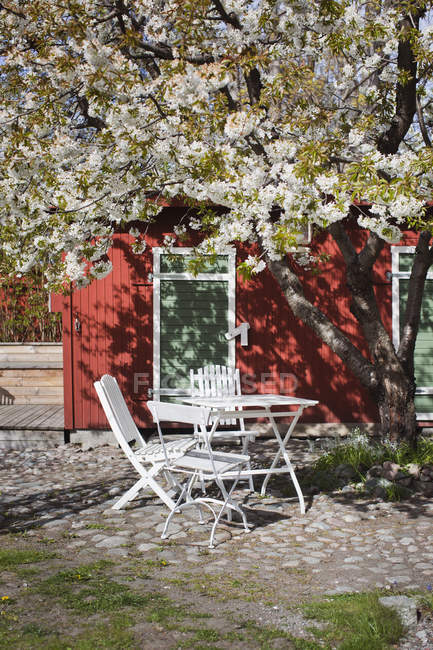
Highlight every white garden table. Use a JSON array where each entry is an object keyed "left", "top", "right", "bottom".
[{"left": 182, "top": 393, "right": 318, "bottom": 514}]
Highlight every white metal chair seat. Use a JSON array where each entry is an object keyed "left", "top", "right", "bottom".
[
  {"left": 94, "top": 374, "right": 196, "bottom": 511},
  {"left": 136, "top": 438, "right": 196, "bottom": 462},
  {"left": 147, "top": 400, "right": 251, "bottom": 548},
  {"left": 171, "top": 448, "right": 249, "bottom": 473}
]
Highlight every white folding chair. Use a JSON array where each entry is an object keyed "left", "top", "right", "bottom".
[
  {"left": 190, "top": 365, "right": 257, "bottom": 491},
  {"left": 147, "top": 400, "right": 251, "bottom": 549},
  {"left": 94, "top": 375, "right": 196, "bottom": 511}
]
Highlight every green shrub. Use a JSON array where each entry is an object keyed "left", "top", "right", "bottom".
[
  {"left": 0, "top": 271, "right": 62, "bottom": 342},
  {"left": 312, "top": 429, "right": 430, "bottom": 476}
]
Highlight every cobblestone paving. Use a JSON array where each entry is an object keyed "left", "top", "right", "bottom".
[{"left": 1, "top": 438, "right": 433, "bottom": 647}]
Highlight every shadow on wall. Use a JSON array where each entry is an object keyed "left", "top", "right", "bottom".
[
  {"left": 71, "top": 215, "right": 383, "bottom": 429},
  {"left": 0, "top": 387, "right": 15, "bottom": 404}
]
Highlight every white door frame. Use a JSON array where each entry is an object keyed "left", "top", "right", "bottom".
[
  {"left": 391, "top": 245, "right": 433, "bottom": 419},
  {"left": 152, "top": 247, "right": 236, "bottom": 399}
]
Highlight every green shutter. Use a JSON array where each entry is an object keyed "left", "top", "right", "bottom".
[
  {"left": 160, "top": 254, "right": 229, "bottom": 274},
  {"left": 160, "top": 279, "right": 229, "bottom": 390},
  {"left": 400, "top": 278, "right": 433, "bottom": 413},
  {"left": 398, "top": 254, "right": 415, "bottom": 273}
]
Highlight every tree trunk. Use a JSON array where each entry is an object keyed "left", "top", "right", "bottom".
[
  {"left": 263, "top": 235, "right": 420, "bottom": 445},
  {"left": 374, "top": 361, "right": 417, "bottom": 444}
]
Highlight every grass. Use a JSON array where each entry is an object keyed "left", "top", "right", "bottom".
[
  {"left": 0, "top": 554, "right": 321, "bottom": 649},
  {"left": 0, "top": 548, "right": 58, "bottom": 571},
  {"left": 165, "top": 570, "right": 283, "bottom": 606},
  {"left": 34, "top": 560, "right": 157, "bottom": 614},
  {"left": 313, "top": 433, "right": 433, "bottom": 475},
  {"left": 0, "top": 534, "right": 419, "bottom": 649},
  {"left": 302, "top": 591, "right": 405, "bottom": 649}
]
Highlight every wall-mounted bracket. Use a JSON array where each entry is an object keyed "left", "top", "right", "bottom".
[{"left": 225, "top": 322, "right": 250, "bottom": 346}]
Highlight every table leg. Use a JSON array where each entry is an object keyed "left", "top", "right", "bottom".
[{"left": 260, "top": 408, "right": 306, "bottom": 514}]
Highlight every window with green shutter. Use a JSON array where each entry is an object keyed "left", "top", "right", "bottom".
[
  {"left": 392, "top": 247, "right": 433, "bottom": 418},
  {"left": 153, "top": 248, "right": 235, "bottom": 399}
]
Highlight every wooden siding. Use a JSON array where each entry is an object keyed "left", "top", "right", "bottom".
[
  {"left": 58, "top": 209, "right": 430, "bottom": 430},
  {"left": 0, "top": 344, "right": 63, "bottom": 405}
]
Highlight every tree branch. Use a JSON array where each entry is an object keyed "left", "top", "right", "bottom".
[
  {"left": 0, "top": 2, "right": 24, "bottom": 18},
  {"left": 220, "top": 84, "right": 238, "bottom": 111},
  {"left": 377, "top": 11, "right": 424, "bottom": 154},
  {"left": 75, "top": 96, "right": 106, "bottom": 130},
  {"left": 327, "top": 221, "right": 357, "bottom": 266},
  {"left": 245, "top": 66, "right": 262, "bottom": 105},
  {"left": 136, "top": 40, "right": 214, "bottom": 64},
  {"left": 358, "top": 230, "right": 385, "bottom": 269},
  {"left": 398, "top": 230, "right": 433, "bottom": 374},
  {"left": 211, "top": 0, "right": 242, "bottom": 30},
  {"left": 329, "top": 221, "right": 398, "bottom": 377},
  {"left": 416, "top": 95, "right": 432, "bottom": 148},
  {"left": 263, "top": 252, "right": 377, "bottom": 389}
]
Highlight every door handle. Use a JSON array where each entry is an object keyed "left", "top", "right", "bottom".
[{"left": 74, "top": 316, "right": 81, "bottom": 333}]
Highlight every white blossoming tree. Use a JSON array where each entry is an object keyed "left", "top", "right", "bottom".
[{"left": 1, "top": 0, "right": 433, "bottom": 442}]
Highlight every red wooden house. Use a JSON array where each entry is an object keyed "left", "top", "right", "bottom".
[{"left": 51, "top": 207, "right": 433, "bottom": 436}]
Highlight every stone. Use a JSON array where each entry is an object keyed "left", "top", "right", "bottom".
[
  {"left": 382, "top": 461, "right": 401, "bottom": 481},
  {"left": 396, "top": 476, "right": 412, "bottom": 487},
  {"left": 335, "top": 464, "right": 357, "bottom": 480},
  {"left": 95, "top": 535, "right": 129, "bottom": 548},
  {"left": 367, "top": 465, "right": 383, "bottom": 479},
  {"left": 378, "top": 595, "right": 418, "bottom": 628},
  {"left": 342, "top": 514, "right": 361, "bottom": 523},
  {"left": 405, "top": 463, "right": 420, "bottom": 479},
  {"left": 365, "top": 477, "right": 393, "bottom": 499}
]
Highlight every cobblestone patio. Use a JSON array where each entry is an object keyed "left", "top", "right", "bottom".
[{"left": 1, "top": 438, "right": 433, "bottom": 647}]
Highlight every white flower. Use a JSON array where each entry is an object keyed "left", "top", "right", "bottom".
[
  {"left": 224, "top": 111, "right": 259, "bottom": 139},
  {"left": 245, "top": 255, "right": 266, "bottom": 274},
  {"left": 64, "top": 251, "right": 87, "bottom": 282}
]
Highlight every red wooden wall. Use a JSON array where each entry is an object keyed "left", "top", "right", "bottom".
[{"left": 54, "top": 208, "right": 420, "bottom": 430}]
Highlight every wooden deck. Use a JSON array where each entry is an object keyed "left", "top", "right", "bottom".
[
  {"left": 0, "top": 404, "right": 65, "bottom": 449},
  {"left": 0, "top": 404, "right": 64, "bottom": 430}
]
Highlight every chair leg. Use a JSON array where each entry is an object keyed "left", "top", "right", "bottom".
[
  {"left": 241, "top": 436, "right": 255, "bottom": 492},
  {"left": 114, "top": 471, "right": 177, "bottom": 511},
  {"left": 161, "top": 481, "right": 189, "bottom": 540},
  {"left": 112, "top": 479, "right": 145, "bottom": 510},
  {"left": 161, "top": 468, "right": 250, "bottom": 549}
]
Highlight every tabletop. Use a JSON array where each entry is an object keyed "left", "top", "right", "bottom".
[{"left": 182, "top": 393, "right": 318, "bottom": 409}]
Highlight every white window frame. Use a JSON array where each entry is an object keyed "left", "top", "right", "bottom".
[
  {"left": 152, "top": 247, "right": 236, "bottom": 399},
  {"left": 391, "top": 245, "right": 433, "bottom": 419}
]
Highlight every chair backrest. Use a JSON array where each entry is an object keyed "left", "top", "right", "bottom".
[
  {"left": 147, "top": 400, "right": 211, "bottom": 464},
  {"left": 95, "top": 375, "right": 146, "bottom": 456},
  {"left": 190, "top": 365, "right": 240, "bottom": 398},
  {"left": 190, "top": 365, "right": 241, "bottom": 426},
  {"left": 147, "top": 400, "right": 210, "bottom": 427}
]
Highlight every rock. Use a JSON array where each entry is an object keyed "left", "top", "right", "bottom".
[
  {"left": 405, "top": 463, "right": 420, "bottom": 479},
  {"left": 335, "top": 463, "right": 358, "bottom": 480},
  {"left": 382, "top": 461, "right": 401, "bottom": 481},
  {"left": 365, "top": 477, "right": 393, "bottom": 499},
  {"left": 396, "top": 476, "right": 412, "bottom": 488},
  {"left": 413, "top": 480, "right": 433, "bottom": 497},
  {"left": 367, "top": 465, "right": 383, "bottom": 479},
  {"left": 422, "top": 464, "right": 433, "bottom": 477},
  {"left": 378, "top": 595, "right": 418, "bottom": 628},
  {"left": 95, "top": 535, "right": 129, "bottom": 548}
]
